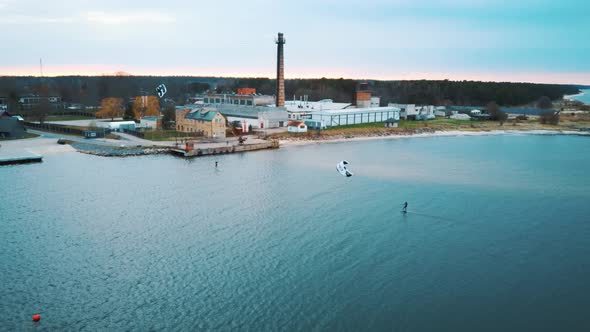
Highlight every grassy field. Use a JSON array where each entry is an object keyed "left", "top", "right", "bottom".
[
  {"left": 141, "top": 130, "right": 195, "bottom": 141},
  {"left": 323, "top": 118, "right": 471, "bottom": 131}
]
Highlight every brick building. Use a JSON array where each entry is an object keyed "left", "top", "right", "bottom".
[{"left": 176, "top": 107, "right": 226, "bottom": 138}]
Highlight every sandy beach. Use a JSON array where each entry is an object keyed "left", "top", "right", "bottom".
[
  {"left": 278, "top": 129, "right": 590, "bottom": 147},
  {"left": 564, "top": 92, "right": 585, "bottom": 100}
]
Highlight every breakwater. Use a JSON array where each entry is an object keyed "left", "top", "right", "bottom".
[{"left": 170, "top": 140, "right": 279, "bottom": 157}]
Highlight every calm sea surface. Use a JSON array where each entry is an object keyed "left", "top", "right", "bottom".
[
  {"left": 571, "top": 89, "right": 590, "bottom": 104},
  {"left": 1, "top": 134, "right": 590, "bottom": 331}
]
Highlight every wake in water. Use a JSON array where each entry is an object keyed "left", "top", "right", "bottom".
[{"left": 402, "top": 210, "right": 458, "bottom": 222}]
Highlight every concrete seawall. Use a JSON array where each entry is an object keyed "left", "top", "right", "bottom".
[{"left": 170, "top": 140, "right": 279, "bottom": 157}]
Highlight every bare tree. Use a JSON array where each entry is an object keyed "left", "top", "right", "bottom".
[
  {"left": 537, "top": 96, "right": 553, "bottom": 109},
  {"left": 486, "top": 101, "right": 507, "bottom": 125}
]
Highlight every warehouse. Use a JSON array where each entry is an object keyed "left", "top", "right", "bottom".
[{"left": 310, "top": 106, "right": 400, "bottom": 127}]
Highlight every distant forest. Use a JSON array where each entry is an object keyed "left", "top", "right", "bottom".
[{"left": 0, "top": 76, "right": 580, "bottom": 108}]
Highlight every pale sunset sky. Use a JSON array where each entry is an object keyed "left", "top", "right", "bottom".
[{"left": 1, "top": 0, "right": 588, "bottom": 84}]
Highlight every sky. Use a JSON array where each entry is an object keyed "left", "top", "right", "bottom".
[{"left": 1, "top": 0, "right": 589, "bottom": 84}]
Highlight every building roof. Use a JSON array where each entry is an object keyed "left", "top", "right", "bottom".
[
  {"left": 185, "top": 109, "right": 220, "bottom": 121},
  {"left": 311, "top": 106, "right": 400, "bottom": 115},
  {"left": 287, "top": 120, "right": 306, "bottom": 127},
  {"left": 141, "top": 116, "right": 162, "bottom": 121},
  {"left": 284, "top": 99, "right": 351, "bottom": 112}
]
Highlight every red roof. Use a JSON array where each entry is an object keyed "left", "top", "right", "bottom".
[{"left": 287, "top": 120, "right": 305, "bottom": 127}]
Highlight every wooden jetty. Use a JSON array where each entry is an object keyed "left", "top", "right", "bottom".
[{"left": 170, "top": 140, "right": 279, "bottom": 157}]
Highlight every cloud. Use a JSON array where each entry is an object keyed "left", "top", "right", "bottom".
[
  {"left": 0, "top": 10, "right": 176, "bottom": 25},
  {"left": 0, "top": 15, "right": 75, "bottom": 24},
  {"left": 83, "top": 11, "right": 176, "bottom": 25}
]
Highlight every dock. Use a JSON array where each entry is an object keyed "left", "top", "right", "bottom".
[
  {"left": 170, "top": 140, "right": 279, "bottom": 157},
  {"left": 0, "top": 150, "right": 43, "bottom": 165}
]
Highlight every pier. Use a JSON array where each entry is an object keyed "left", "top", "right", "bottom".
[
  {"left": 170, "top": 140, "right": 279, "bottom": 157},
  {"left": 0, "top": 150, "right": 43, "bottom": 165}
]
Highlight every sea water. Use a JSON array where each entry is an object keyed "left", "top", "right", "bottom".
[
  {"left": 570, "top": 89, "right": 590, "bottom": 104},
  {"left": 1, "top": 134, "right": 590, "bottom": 331}
]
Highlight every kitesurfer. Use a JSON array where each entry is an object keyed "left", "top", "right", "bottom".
[{"left": 402, "top": 202, "right": 408, "bottom": 213}]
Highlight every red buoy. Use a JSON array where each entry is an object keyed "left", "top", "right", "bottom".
[{"left": 32, "top": 314, "right": 41, "bottom": 322}]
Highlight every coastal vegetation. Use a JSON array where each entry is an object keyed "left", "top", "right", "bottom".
[{"left": 0, "top": 76, "right": 580, "bottom": 111}]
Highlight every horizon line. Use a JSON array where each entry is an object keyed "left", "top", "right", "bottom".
[{"left": 0, "top": 74, "right": 588, "bottom": 86}]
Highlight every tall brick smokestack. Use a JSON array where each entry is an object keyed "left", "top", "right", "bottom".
[{"left": 275, "top": 32, "right": 285, "bottom": 107}]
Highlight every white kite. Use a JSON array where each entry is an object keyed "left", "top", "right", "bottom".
[
  {"left": 156, "top": 84, "right": 167, "bottom": 98},
  {"left": 336, "top": 160, "right": 353, "bottom": 177}
]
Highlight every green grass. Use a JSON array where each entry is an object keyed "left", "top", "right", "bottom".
[
  {"left": 142, "top": 130, "right": 189, "bottom": 141},
  {"left": 323, "top": 118, "right": 468, "bottom": 131}
]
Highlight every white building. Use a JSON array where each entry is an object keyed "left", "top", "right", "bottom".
[
  {"left": 95, "top": 120, "right": 137, "bottom": 131},
  {"left": 388, "top": 103, "right": 436, "bottom": 120},
  {"left": 450, "top": 113, "right": 471, "bottom": 120},
  {"left": 138, "top": 116, "right": 162, "bottom": 129},
  {"left": 389, "top": 103, "right": 416, "bottom": 119},
  {"left": 287, "top": 120, "right": 308, "bottom": 133},
  {"left": 370, "top": 97, "right": 381, "bottom": 108},
  {"left": 217, "top": 105, "right": 289, "bottom": 130},
  {"left": 284, "top": 98, "right": 351, "bottom": 119},
  {"left": 310, "top": 106, "right": 400, "bottom": 127}
]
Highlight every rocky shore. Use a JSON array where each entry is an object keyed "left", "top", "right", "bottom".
[{"left": 72, "top": 142, "right": 171, "bottom": 157}]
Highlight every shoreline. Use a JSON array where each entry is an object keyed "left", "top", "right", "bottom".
[
  {"left": 564, "top": 90, "right": 589, "bottom": 103},
  {"left": 278, "top": 129, "right": 590, "bottom": 147},
  {"left": 3, "top": 129, "right": 589, "bottom": 161},
  {"left": 564, "top": 92, "right": 584, "bottom": 100}
]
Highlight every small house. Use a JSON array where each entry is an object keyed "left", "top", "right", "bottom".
[
  {"left": 138, "top": 116, "right": 162, "bottom": 130},
  {"left": 287, "top": 120, "right": 308, "bottom": 133}
]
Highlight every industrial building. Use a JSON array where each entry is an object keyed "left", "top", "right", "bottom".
[
  {"left": 310, "top": 106, "right": 400, "bottom": 128},
  {"left": 203, "top": 91, "right": 274, "bottom": 107},
  {"left": 355, "top": 83, "right": 381, "bottom": 108},
  {"left": 179, "top": 32, "right": 289, "bottom": 133},
  {"left": 388, "top": 103, "right": 437, "bottom": 120},
  {"left": 17, "top": 95, "right": 62, "bottom": 111},
  {"left": 218, "top": 105, "right": 289, "bottom": 131},
  {"left": 284, "top": 98, "right": 351, "bottom": 119}
]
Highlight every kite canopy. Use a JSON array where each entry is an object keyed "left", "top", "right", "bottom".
[
  {"left": 336, "top": 160, "right": 353, "bottom": 177},
  {"left": 156, "top": 84, "right": 167, "bottom": 98}
]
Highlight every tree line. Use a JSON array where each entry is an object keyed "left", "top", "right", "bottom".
[{"left": 0, "top": 76, "right": 580, "bottom": 109}]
